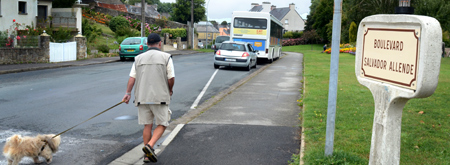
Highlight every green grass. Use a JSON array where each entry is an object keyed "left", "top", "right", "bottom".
[
  {"left": 84, "top": 19, "right": 119, "bottom": 56},
  {"left": 196, "top": 48, "right": 214, "bottom": 53},
  {"left": 93, "top": 21, "right": 115, "bottom": 37},
  {"left": 285, "top": 44, "right": 450, "bottom": 164}
]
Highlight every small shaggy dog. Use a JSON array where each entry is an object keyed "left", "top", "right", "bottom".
[{"left": 3, "top": 134, "right": 61, "bottom": 165}]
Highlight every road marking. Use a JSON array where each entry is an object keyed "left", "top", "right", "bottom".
[{"left": 190, "top": 69, "right": 219, "bottom": 109}]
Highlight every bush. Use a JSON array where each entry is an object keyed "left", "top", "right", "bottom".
[
  {"left": 109, "top": 16, "right": 129, "bottom": 32},
  {"left": 116, "top": 36, "right": 128, "bottom": 44},
  {"left": 115, "top": 25, "right": 139, "bottom": 38},
  {"left": 283, "top": 31, "right": 293, "bottom": 38},
  {"left": 160, "top": 28, "right": 187, "bottom": 38},
  {"left": 292, "top": 31, "right": 303, "bottom": 38},
  {"left": 443, "top": 31, "right": 450, "bottom": 47},
  {"left": 349, "top": 21, "right": 357, "bottom": 43},
  {"left": 97, "top": 44, "right": 110, "bottom": 53},
  {"left": 82, "top": 19, "right": 102, "bottom": 43},
  {"left": 282, "top": 38, "right": 306, "bottom": 46},
  {"left": 50, "top": 27, "right": 74, "bottom": 43}
]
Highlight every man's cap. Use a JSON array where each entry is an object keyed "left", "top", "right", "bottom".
[{"left": 147, "top": 33, "right": 161, "bottom": 44}]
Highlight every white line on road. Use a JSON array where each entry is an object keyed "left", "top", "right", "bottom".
[{"left": 190, "top": 69, "right": 219, "bottom": 109}]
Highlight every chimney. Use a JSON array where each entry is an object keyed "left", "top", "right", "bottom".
[
  {"left": 251, "top": 3, "right": 259, "bottom": 9},
  {"left": 289, "top": 3, "right": 295, "bottom": 10},
  {"left": 262, "top": 2, "right": 271, "bottom": 12},
  {"left": 271, "top": 5, "right": 276, "bottom": 11}
]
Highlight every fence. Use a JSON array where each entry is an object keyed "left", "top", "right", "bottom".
[
  {"left": 49, "top": 42, "right": 77, "bottom": 62},
  {"left": 0, "top": 35, "right": 39, "bottom": 48}
]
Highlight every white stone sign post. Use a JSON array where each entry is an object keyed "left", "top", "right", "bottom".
[{"left": 355, "top": 15, "right": 442, "bottom": 165}]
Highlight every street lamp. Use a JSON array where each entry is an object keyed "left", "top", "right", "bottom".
[{"left": 395, "top": 0, "right": 414, "bottom": 14}]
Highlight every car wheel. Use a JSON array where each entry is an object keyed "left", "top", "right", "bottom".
[
  {"left": 245, "top": 64, "right": 251, "bottom": 71},
  {"left": 214, "top": 64, "right": 219, "bottom": 69},
  {"left": 120, "top": 57, "right": 125, "bottom": 61},
  {"left": 252, "top": 59, "right": 257, "bottom": 68}
]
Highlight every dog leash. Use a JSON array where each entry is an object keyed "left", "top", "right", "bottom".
[
  {"left": 38, "top": 101, "right": 124, "bottom": 154},
  {"left": 51, "top": 101, "right": 125, "bottom": 139}
]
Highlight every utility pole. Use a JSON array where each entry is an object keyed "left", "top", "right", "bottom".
[
  {"left": 191, "top": 0, "right": 194, "bottom": 49},
  {"left": 141, "top": 0, "right": 145, "bottom": 37}
]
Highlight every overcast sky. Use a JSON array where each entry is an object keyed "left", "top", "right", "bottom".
[{"left": 160, "top": 0, "right": 311, "bottom": 23}]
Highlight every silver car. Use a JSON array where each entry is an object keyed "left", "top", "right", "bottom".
[{"left": 213, "top": 41, "right": 257, "bottom": 71}]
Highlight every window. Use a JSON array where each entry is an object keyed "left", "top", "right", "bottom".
[
  {"left": 285, "top": 19, "right": 289, "bottom": 25},
  {"left": 234, "top": 18, "right": 267, "bottom": 29},
  {"left": 18, "top": 1, "right": 27, "bottom": 14}
]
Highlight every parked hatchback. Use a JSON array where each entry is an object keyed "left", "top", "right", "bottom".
[
  {"left": 119, "top": 37, "right": 148, "bottom": 61},
  {"left": 214, "top": 41, "right": 257, "bottom": 71}
]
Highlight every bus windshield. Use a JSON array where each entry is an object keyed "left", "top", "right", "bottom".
[{"left": 234, "top": 18, "right": 267, "bottom": 29}]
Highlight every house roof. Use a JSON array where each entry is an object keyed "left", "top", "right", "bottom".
[
  {"left": 249, "top": 5, "right": 263, "bottom": 12},
  {"left": 97, "top": 2, "right": 128, "bottom": 13},
  {"left": 196, "top": 25, "right": 220, "bottom": 33},
  {"left": 270, "top": 7, "right": 290, "bottom": 21}
]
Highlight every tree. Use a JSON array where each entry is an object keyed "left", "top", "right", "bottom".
[
  {"left": 221, "top": 21, "right": 228, "bottom": 26},
  {"left": 52, "top": 0, "right": 77, "bottom": 8},
  {"left": 312, "top": 0, "right": 333, "bottom": 43},
  {"left": 210, "top": 20, "right": 219, "bottom": 30},
  {"left": 413, "top": 0, "right": 450, "bottom": 32},
  {"left": 171, "top": 0, "right": 205, "bottom": 23},
  {"left": 303, "top": 29, "right": 320, "bottom": 44},
  {"left": 158, "top": 2, "right": 173, "bottom": 13},
  {"left": 349, "top": 22, "right": 357, "bottom": 43}
]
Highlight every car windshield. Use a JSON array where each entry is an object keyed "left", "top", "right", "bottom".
[
  {"left": 220, "top": 43, "right": 245, "bottom": 51},
  {"left": 216, "top": 36, "right": 230, "bottom": 43},
  {"left": 121, "top": 38, "right": 141, "bottom": 45}
]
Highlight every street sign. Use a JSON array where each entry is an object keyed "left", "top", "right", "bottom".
[
  {"left": 361, "top": 27, "right": 420, "bottom": 90},
  {"left": 355, "top": 14, "right": 442, "bottom": 165}
]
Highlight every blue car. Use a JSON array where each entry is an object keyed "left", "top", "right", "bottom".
[{"left": 119, "top": 37, "right": 148, "bottom": 61}]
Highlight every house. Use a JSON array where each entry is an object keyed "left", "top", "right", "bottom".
[
  {"left": 126, "top": 2, "right": 161, "bottom": 19},
  {"left": 250, "top": 2, "right": 305, "bottom": 32},
  {"left": 195, "top": 21, "right": 220, "bottom": 45},
  {"left": 0, "top": 0, "right": 85, "bottom": 35},
  {"left": 218, "top": 25, "right": 230, "bottom": 36},
  {"left": 0, "top": 0, "right": 53, "bottom": 32}
]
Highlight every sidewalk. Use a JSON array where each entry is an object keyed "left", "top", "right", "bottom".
[
  {"left": 109, "top": 52, "right": 304, "bottom": 165},
  {"left": 0, "top": 50, "right": 199, "bottom": 75}
]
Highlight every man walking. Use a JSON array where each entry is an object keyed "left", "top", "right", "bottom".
[{"left": 122, "top": 33, "right": 175, "bottom": 163}]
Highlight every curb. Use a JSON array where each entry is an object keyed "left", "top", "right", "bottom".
[{"left": 0, "top": 59, "right": 119, "bottom": 75}]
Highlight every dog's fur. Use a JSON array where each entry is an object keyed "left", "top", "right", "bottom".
[{"left": 3, "top": 134, "right": 61, "bottom": 165}]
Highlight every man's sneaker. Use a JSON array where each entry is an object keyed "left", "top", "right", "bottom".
[{"left": 142, "top": 144, "right": 157, "bottom": 162}]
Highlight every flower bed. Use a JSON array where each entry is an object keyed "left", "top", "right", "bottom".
[
  {"left": 82, "top": 7, "right": 111, "bottom": 25},
  {"left": 324, "top": 43, "right": 356, "bottom": 54}
]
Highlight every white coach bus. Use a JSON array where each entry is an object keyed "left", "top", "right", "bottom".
[{"left": 230, "top": 11, "right": 284, "bottom": 62}]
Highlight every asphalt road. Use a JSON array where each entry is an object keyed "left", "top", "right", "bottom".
[{"left": 0, "top": 52, "right": 266, "bottom": 165}]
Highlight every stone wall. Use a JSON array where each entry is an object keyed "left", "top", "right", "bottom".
[
  {"left": 0, "top": 34, "right": 87, "bottom": 64},
  {"left": 0, "top": 35, "right": 50, "bottom": 64}
]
